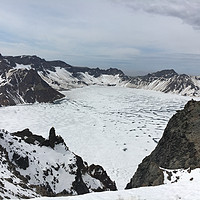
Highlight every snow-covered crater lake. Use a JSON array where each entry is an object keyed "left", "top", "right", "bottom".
[{"left": 0, "top": 86, "right": 195, "bottom": 189}]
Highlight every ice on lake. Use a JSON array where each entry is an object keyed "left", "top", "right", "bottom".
[{"left": 0, "top": 86, "right": 195, "bottom": 189}]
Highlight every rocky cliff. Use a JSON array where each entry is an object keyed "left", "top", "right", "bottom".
[
  {"left": 0, "top": 54, "right": 128, "bottom": 106},
  {"left": 126, "top": 99, "right": 200, "bottom": 189},
  {"left": 128, "top": 69, "right": 200, "bottom": 96},
  {"left": 0, "top": 128, "right": 116, "bottom": 199},
  {"left": 0, "top": 68, "right": 65, "bottom": 106},
  {"left": 3, "top": 54, "right": 127, "bottom": 90}
]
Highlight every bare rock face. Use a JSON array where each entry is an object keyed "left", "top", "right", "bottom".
[
  {"left": 0, "top": 68, "right": 64, "bottom": 106},
  {"left": 0, "top": 128, "right": 117, "bottom": 198},
  {"left": 126, "top": 100, "right": 200, "bottom": 189},
  {"left": 88, "top": 164, "right": 117, "bottom": 191},
  {"left": 129, "top": 69, "right": 200, "bottom": 96}
]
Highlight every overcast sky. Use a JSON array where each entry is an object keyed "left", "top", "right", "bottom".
[{"left": 1, "top": 0, "right": 200, "bottom": 75}]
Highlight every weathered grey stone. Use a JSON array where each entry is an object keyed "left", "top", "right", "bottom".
[{"left": 126, "top": 100, "right": 200, "bottom": 189}]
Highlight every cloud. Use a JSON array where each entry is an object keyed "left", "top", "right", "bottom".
[
  {"left": 113, "top": 0, "right": 200, "bottom": 29},
  {"left": 1, "top": 0, "right": 200, "bottom": 75}
]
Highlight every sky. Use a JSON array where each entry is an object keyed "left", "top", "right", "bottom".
[{"left": 1, "top": 0, "right": 200, "bottom": 75}]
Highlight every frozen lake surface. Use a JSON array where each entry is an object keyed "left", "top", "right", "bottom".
[{"left": 0, "top": 86, "right": 194, "bottom": 189}]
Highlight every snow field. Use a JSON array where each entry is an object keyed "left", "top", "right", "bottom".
[
  {"left": 33, "top": 177, "right": 200, "bottom": 200},
  {"left": 0, "top": 86, "right": 195, "bottom": 189},
  {"left": 38, "top": 67, "right": 127, "bottom": 90}
]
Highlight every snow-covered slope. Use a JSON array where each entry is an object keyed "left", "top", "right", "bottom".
[
  {"left": 2, "top": 54, "right": 200, "bottom": 100},
  {"left": 0, "top": 127, "right": 116, "bottom": 198},
  {"left": 0, "top": 138, "right": 39, "bottom": 199},
  {"left": 3, "top": 54, "right": 128, "bottom": 90},
  {"left": 33, "top": 174, "right": 200, "bottom": 200},
  {"left": 128, "top": 69, "right": 200, "bottom": 96},
  {"left": 0, "top": 65, "right": 64, "bottom": 106},
  {"left": 38, "top": 67, "right": 127, "bottom": 90},
  {"left": 0, "top": 86, "right": 199, "bottom": 199}
]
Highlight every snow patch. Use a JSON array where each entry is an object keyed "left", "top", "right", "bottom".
[
  {"left": 162, "top": 168, "right": 200, "bottom": 185},
  {"left": 14, "top": 64, "right": 32, "bottom": 70}
]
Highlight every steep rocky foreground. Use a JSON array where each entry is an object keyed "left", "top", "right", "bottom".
[
  {"left": 0, "top": 128, "right": 116, "bottom": 199},
  {"left": 126, "top": 99, "right": 200, "bottom": 189}
]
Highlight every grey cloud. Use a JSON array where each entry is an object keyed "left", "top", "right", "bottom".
[
  {"left": 1, "top": 0, "right": 200, "bottom": 76},
  {"left": 113, "top": 0, "right": 200, "bottom": 29}
]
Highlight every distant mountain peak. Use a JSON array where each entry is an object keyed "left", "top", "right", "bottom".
[
  {"left": 129, "top": 68, "right": 200, "bottom": 96},
  {"left": 1, "top": 53, "right": 200, "bottom": 103},
  {"left": 145, "top": 69, "right": 178, "bottom": 78},
  {"left": 126, "top": 99, "right": 200, "bottom": 189}
]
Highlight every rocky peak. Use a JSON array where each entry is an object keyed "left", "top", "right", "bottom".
[
  {"left": 5, "top": 55, "right": 45, "bottom": 65},
  {"left": 126, "top": 99, "right": 200, "bottom": 189},
  {"left": 140, "top": 69, "right": 178, "bottom": 81},
  {"left": 0, "top": 128, "right": 117, "bottom": 198},
  {"left": 0, "top": 68, "right": 64, "bottom": 106},
  {"left": 44, "top": 127, "right": 65, "bottom": 149},
  {"left": 66, "top": 66, "right": 125, "bottom": 78},
  {"left": 12, "top": 127, "right": 65, "bottom": 149},
  {"left": 88, "top": 164, "right": 117, "bottom": 191},
  {"left": 5, "top": 55, "right": 72, "bottom": 72},
  {"left": 149, "top": 69, "right": 177, "bottom": 78},
  {"left": 4, "top": 54, "right": 125, "bottom": 79},
  {"left": 129, "top": 69, "right": 200, "bottom": 96}
]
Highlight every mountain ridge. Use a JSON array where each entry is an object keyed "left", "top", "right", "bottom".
[
  {"left": 1, "top": 54, "right": 200, "bottom": 107},
  {"left": 128, "top": 69, "right": 200, "bottom": 96}
]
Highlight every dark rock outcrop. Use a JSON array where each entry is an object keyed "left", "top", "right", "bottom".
[
  {"left": 3, "top": 55, "right": 125, "bottom": 78},
  {"left": 126, "top": 100, "right": 200, "bottom": 189},
  {"left": 13, "top": 128, "right": 46, "bottom": 145},
  {"left": 88, "top": 164, "right": 117, "bottom": 191},
  {"left": 12, "top": 153, "right": 29, "bottom": 170},
  {"left": 0, "top": 68, "right": 64, "bottom": 106},
  {"left": 141, "top": 69, "right": 178, "bottom": 80},
  {"left": 67, "top": 66, "right": 125, "bottom": 78},
  {"left": 4, "top": 55, "right": 72, "bottom": 72},
  {"left": 13, "top": 128, "right": 65, "bottom": 149}
]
